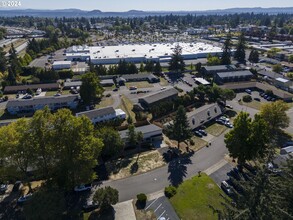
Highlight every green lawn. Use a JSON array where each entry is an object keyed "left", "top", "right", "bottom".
[
  {"left": 118, "top": 95, "right": 136, "bottom": 122},
  {"left": 45, "top": 90, "right": 70, "bottom": 96},
  {"left": 206, "top": 123, "right": 227, "bottom": 137},
  {"left": 239, "top": 100, "right": 262, "bottom": 110},
  {"left": 170, "top": 173, "right": 227, "bottom": 220},
  {"left": 189, "top": 136, "right": 208, "bottom": 151},
  {"left": 125, "top": 81, "right": 154, "bottom": 89},
  {"left": 95, "top": 97, "right": 114, "bottom": 108},
  {"left": 159, "top": 77, "right": 169, "bottom": 86}
]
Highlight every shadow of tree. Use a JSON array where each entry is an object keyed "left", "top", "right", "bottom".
[
  {"left": 88, "top": 206, "right": 115, "bottom": 220},
  {"left": 130, "top": 162, "right": 138, "bottom": 174},
  {"left": 167, "top": 150, "right": 193, "bottom": 187}
]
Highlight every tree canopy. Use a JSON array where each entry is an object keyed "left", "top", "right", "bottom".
[
  {"left": 80, "top": 72, "right": 104, "bottom": 106},
  {"left": 168, "top": 44, "right": 185, "bottom": 72}
]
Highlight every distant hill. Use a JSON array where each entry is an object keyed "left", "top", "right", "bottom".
[{"left": 0, "top": 7, "right": 292, "bottom": 17}]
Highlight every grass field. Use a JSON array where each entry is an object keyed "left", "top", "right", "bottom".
[
  {"left": 125, "top": 81, "right": 154, "bottom": 89},
  {"left": 189, "top": 136, "right": 208, "bottom": 152},
  {"left": 239, "top": 100, "right": 262, "bottom": 110},
  {"left": 159, "top": 77, "right": 169, "bottom": 86},
  {"left": 95, "top": 97, "right": 114, "bottom": 108},
  {"left": 118, "top": 95, "right": 136, "bottom": 122},
  {"left": 206, "top": 123, "right": 227, "bottom": 137},
  {"left": 105, "top": 150, "right": 166, "bottom": 180},
  {"left": 45, "top": 90, "right": 70, "bottom": 96},
  {"left": 170, "top": 173, "right": 226, "bottom": 220}
]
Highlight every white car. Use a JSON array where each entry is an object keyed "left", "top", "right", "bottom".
[{"left": 225, "top": 122, "right": 233, "bottom": 128}]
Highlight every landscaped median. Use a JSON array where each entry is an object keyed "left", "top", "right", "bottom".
[{"left": 169, "top": 173, "right": 227, "bottom": 220}]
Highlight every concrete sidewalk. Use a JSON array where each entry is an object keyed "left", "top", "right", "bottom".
[{"left": 113, "top": 200, "right": 136, "bottom": 220}]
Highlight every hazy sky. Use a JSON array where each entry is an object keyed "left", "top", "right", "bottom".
[{"left": 17, "top": 0, "right": 293, "bottom": 11}]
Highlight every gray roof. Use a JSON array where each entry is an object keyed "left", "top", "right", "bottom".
[
  {"left": 64, "top": 81, "right": 82, "bottom": 88},
  {"left": 4, "top": 83, "right": 59, "bottom": 93},
  {"left": 203, "top": 65, "right": 237, "bottom": 72},
  {"left": 6, "top": 95, "right": 79, "bottom": 108},
  {"left": 119, "top": 124, "right": 162, "bottom": 139},
  {"left": 139, "top": 88, "right": 178, "bottom": 105},
  {"left": 216, "top": 70, "right": 253, "bottom": 79},
  {"left": 122, "top": 73, "right": 158, "bottom": 81},
  {"left": 258, "top": 70, "right": 284, "bottom": 79},
  {"left": 76, "top": 107, "right": 115, "bottom": 119},
  {"left": 100, "top": 79, "right": 115, "bottom": 85},
  {"left": 187, "top": 104, "right": 223, "bottom": 129},
  {"left": 166, "top": 104, "right": 223, "bottom": 130}
]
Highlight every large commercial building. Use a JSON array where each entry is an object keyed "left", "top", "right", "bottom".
[{"left": 66, "top": 42, "right": 223, "bottom": 65}]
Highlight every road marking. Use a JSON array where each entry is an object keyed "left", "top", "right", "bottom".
[
  {"left": 145, "top": 197, "right": 158, "bottom": 211},
  {"left": 154, "top": 203, "right": 162, "bottom": 212},
  {"left": 157, "top": 210, "right": 166, "bottom": 220},
  {"left": 204, "top": 159, "right": 228, "bottom": 175}
]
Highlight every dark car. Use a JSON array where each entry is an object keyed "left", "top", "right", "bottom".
[
  {"left": 83, "top": 200, "right": 99, "bottom": 212},
  {"left": 194, "top": 131, "right": 203, "bottom": 137},
  {"left": 243, "top": 163, "right": 257, "bottom": 175},
  {"left": 13, "top": 181, "right": 23, "bottom": 192},
  {"left": 198, "top": 129, "right": 207, "bottom": 136},
  {"left": 221, "top": 181, "right": 233, "bottom": 196},
  {"left": 228, "top": 169, "right": 241, "bottom": 181},
  {"left": 254, "top": 97, "right": 261, "bottom": 101},
  {"left": 113, "top": 88, "right": 118, "bottom": 92}
]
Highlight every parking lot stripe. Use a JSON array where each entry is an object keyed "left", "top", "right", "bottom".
[
  {"left": 145, "top": 197, "right": 158, "bottom": 211},
  {"left": 157, "top": 210, "right": 166, "bottom": 220},
  {"left": 154, "top": 203, "right": 162, "bottom": 212}
]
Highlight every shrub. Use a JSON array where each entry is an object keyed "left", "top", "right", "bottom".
[
  {"left": 137, "top": 193, "right": 147, "bottom": 203},
  {"left": 242, "top": 95, "right": 252, "bottom": 103},
  {"left": 105, "top": 93, "right": 111, "bottom": 97},
  {"left": 164, "top": 185, "right": 177, "bottom": 198},
  {"left": 189, "top": 139, "right": 195, "bottom": 146}
]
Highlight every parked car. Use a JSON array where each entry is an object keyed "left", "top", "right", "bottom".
[
  {"left": 74, "top": 184, "right": 92, "bottom": 192},
  {"left": 22, "top": 94, "right": 32, "bottom": 99},
  {"left": 17, "top": 193, "right": 33, "bottom": 204},
  {"left": 198, "top": 129, "right": 207, "bottom": 136},
  {"left": 113, "top": 88, "right": 118, "bottom": 92},
  {"left": 194, "top": 131, "right": 203, "bottom": 137},
  {"left": 0, "top": 184, "right": 8, "bottom": 193},
  {"left": 225, "top": 122, "right": 233, "bottom": 128},
  {"left": 245, "top": 89, "right": 252, "bottom": 94},
  {"left": 243, "top": 163, "right": 257, "bottom": 175},
  {"left": 221, "top": 181, "right": 233, "bottom": 196},
  {"left": 129, "top": 86, "right": 137, "bottom": 90},
  {"left": 225, "top": 104, "right": 233, "bottom": 109},
  {"left": 13, "top": 181, "right": 23, "bottom": 192},
  {"left": 83, "top": 200, "right": 99, "bottom": 212},
  {"left": 254, "top": 97, "right": 261, "bottom": 101}
]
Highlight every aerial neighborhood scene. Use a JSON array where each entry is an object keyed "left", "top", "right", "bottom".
[{"left": 1, "top": 0, "right": 293, "bottom": 219}]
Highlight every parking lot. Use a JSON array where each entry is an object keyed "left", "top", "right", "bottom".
[{"left": 145, "top": 195, "right": 180, "bottom": 220}]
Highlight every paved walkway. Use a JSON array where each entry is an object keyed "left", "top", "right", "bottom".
[
  {"left": 204, "top": 159, "right": 228, "bottom": 175},
  {"left": 113, "top": 200, "right": 136, "bottom": 220}
]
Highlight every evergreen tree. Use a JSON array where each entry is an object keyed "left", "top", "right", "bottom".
[
  {"left": 248, "top": 50, "right": 259, "bottom": 63},
  {"left": 168, "top": 44, "right": 185, "bottom": 73},
  {"left": 0, "top": 47, "right": 7, "bottom": 73},
  {"left": 166, "top": 105, "right": 192, "bottom": 148},
  {"left": 234, "top": 32, "right": 246, "bottom": 63},
  {"left": 154, "top": 61, "right": 162, "bottom": 73},
  {"left": 221, "top": 35, "right": 232, "bottom": 65}
]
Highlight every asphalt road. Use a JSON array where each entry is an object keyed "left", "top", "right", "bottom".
[{"left": 101, "top": 132, "right": 228, "bottom": 202}]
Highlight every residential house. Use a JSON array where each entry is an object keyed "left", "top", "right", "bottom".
[
  {"left": 76, "top": 107, "right": 126, "bottom": 124},
  {"left": 4, "top": 83, "right": 60, "bottom": 94},
  {"left": 214, "top": 70, "right": 253, "bottom": 84},
  {"left": 138, "top": 88, "right": 178, "bottom": 110},
  {"left": 6, "top": 95, "right": 80, "bottom": 115},
  {"left": 119, "top": 124, "right": 163, "bottom": 146}
]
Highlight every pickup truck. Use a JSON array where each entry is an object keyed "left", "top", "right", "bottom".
[{"left": 74, "top": 184, "right": 92, "bottom": 192}]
